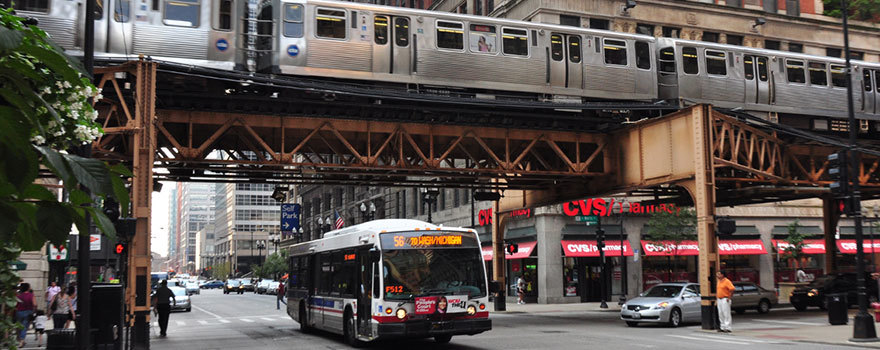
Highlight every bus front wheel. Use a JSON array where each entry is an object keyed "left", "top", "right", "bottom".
[
  {"left": 344, "top": 310, "right": 365, "bottom": 348},
  {"left": 435, "top": 335, "right": 452, "bottom": 343}
]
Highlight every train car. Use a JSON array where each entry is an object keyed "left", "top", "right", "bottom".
[
  {"left": 5, "top": 0, "right": 246, "bottom": 70},
  {"left": 657, "top": 38, "right": 880, "bottom": 120},
  {"left": 255, "top": 0, "right": 658, "bottom": 101},
  {"left": 285, "top": 219, "right": 492, "bottom": 345}
]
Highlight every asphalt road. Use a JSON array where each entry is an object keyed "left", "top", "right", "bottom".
[{"left": 150, "top": 289, "right": 859, "bottom": 350}]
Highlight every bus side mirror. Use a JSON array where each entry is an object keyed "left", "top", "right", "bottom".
[
  {"left": 489, "top": 281, "right": 502, "bottom": 294},
  {"left": 369, "top": 248, "right": 380, "bottom": 262}
]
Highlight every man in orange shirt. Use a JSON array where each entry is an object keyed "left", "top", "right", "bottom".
[{"left": 716, "top": 271, "right": 735, "bottom": 333}]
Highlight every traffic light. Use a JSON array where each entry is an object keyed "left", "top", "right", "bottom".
[
  {"left": 115, "top": 242, "right": 127, "bottom": 255},
  {"left": 828, "top": 150, "right": 849, "bottom": 197},
  {"left": 505, "top": 243, "right": 519, "bottom": 255},
  {"left": 596, "top": 229, "right": 605, "bottom": 249}
]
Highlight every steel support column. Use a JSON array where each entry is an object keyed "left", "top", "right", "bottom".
[
  {"left": 823, "top": 197, "right": 841, "bottom": 274},
  {"left": 492, "top": 200, "right": 507, "bottom": 311}
]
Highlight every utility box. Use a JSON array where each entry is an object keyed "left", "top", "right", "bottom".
[
  {"left": 827, "top": 293, "right": 848, "bottom": 325},
  {"left": 92, "top": 283, "right": 124, "bottom": 350}
]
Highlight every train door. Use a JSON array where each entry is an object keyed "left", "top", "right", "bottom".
[
  {"left": 105, "top": 0, "right": 133, "bottom": 55},
  {"left": 371, "top": 15, "right": 410, "bottom": 75},
  {"left": 391, "top": 17, "right": 411, "bottom": 75},
  {"left": 548, "top": 34, "right": 582, "bottom": 89},
  {"left": 84, "top": 0, "right": 108, "bottom": 53},
  {"left": 356, "top": 247, "right": 372, "bottom": 337},
  {"left": 743, "top": 55, "right": 770, "bottom": 105},
  {"left": 864, "top": 69, "right": 876, "bottom": 114}
]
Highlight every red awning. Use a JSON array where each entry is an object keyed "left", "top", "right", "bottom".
[
  {"left": 641, "top": 240, "right": 700, "bottom": 256},
  {"left": 561, "top": 240, "right": 634, "bottom": 257},
  {"left": 718, "top": 239, "right": 767, "bottom": 255},
  {"left": 773, "top": 239, "right": 826, "bottom": 254},
  {"left": 481, "top": 246, "right": 493, "bottom": 261},
  {"left": 505, "top": 241, "right": 537, "bottom": 259},
  {"left": 837, "top": 239, "right": 880, "bottom": 254}
]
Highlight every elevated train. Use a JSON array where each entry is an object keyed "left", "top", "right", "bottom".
[{"left": 9, "top": 0, "right": 880, "bottom": 121}]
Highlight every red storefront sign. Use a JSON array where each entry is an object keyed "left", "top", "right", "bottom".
[
  {"left": 506, "top": 241, "right": 537, "bottom": 259},
  {"left": 510, "top": 208, "right": 532, "bottom": 218},
  {"left": 641, "top": 240, "right": 700, "bottom": 256},
  {"left": 562, "top": 198, "right": 680, "bottom": 217},
  {"left": 718, "top": 239, "right": 767, "bottom": 255},
  {"left": 772, "top": 239, "right": 826, "bottom": 254},
  {"left": 560, "top": 240, "right": 634, "bottom": 257},
  {"left": 481, "top": 246, "right": 493, "bottom": 261},
  {"left": 478, "top": 209, "right": 493, "bottom": 226},
  {"left": 837, "top": 239, "right": 880, "bottom": 253}
]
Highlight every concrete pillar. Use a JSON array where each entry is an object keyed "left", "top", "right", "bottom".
[
  {"left": 536, "top": 213, "right": 565, "bottom": 304},
  {"left": 624, "top": 218, "right": 644, "bottom": 297},
  {"left": 755, "top": 221, "right": 776, "bottom": 290}
]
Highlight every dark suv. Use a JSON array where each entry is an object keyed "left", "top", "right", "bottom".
[
  {"left": 224, "top": 279, "right": 243, "bottom": 294},
  {"left": 790, "top": 273, "right": 878, "bottom": 311}
]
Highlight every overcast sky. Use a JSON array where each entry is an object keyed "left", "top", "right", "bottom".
[{"left": 151, "top": 181, "right": 172, "bottom": 257}]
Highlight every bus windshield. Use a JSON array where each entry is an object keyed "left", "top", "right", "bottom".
[{"left": 382, "top": 248, "right": 486, "bottom": 300}]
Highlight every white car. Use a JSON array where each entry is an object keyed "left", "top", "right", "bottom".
[
  {"left": 266, "top": 281, "right": 280, "bottom": 295},
  {"left": 256, "top": 279, "right": 275, "bottom": 294},
  {"left": 185, "top": 281, "right": 200, "bottom": 295}
]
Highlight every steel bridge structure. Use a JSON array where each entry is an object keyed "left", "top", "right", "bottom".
[{"left": 91, "top": 59, "right": 880, "bottom": 346}]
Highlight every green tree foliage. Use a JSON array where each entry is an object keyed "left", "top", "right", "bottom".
[
  {"left": 643, "top": 208, "right": 697, "bottom": 251},
  {"left": 781, "top": 220, "right": 807, "bottom": 264},
  {"left": 260, "top": 250, "right": 289, "bottom": 280},
  {"left": 0, "top": 8, "right": 130, "bottom": 348},
  {"left": 824, "top": 0, "right": 880, "bottom": 22}
]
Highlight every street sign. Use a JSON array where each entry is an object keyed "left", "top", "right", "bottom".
[
  {"left": 48, "top": 244, "right": 69, "bottom": 261},
  {"left": 281, "top": 203, "right": 301, "bottom": 233},
  {"left": 90, "top": 234, "right": 101, "bottom": 251},
  {"left": 9, "top": 260, "right": 26, "bottom": 271},
  {"left": 575, "top": 215, "right": 599, "bottom": 224}
]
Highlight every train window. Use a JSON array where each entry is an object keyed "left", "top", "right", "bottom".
[
  {"left": 283, "top": 4, "right": 304, "bottom": 38},
  {"left": 469, "top": 24, "right": 497, "bottom": 53},
  {"left": 152, "top": 0, "right": 158, "bottom": 11},
  {"left": 164, "top": 0, "right": 200, "bottom": 28},
  {"left": 808, "top": 62, "right": 828, "bottom": 86},
  {"left": 603, "top": 39, "right": 627, "bottom": 66},
  {"left": 876, "top": 71, "right": 880, "bottom": 92},
  {"left": 1, "top": 0, "right": 49, "bottom": 12},
  {"left": 743, "top": 55, "right": 754, "bottom": 80},
  {"left": 786, "top": 60, "right": 806, "bottom": 84},
  {"left": 705, "top": 50, "right": 726, "bottom": 76},
  {"left": 682, "top": 47, "right": 698, "bottom": 74},
  {"left": 215, "top": 0, "right": 232, "bottom": 31},
  {"left": 395, "top": 18, "right": 410, "bottom": 47},
  {"left": 830, "top": 64, "right": 847, "bottom": 88},
  {"left": 502, "top": 28, "right": 528, "bottom": 56},
  {"left": 569, "top": 36, "right": 581, "bottom": 63},
  {"left": 865, "top": 70, "right": 873, "bottom": 91},
  {"left": 114, "top": 0, "right": 131, "bottom": 23},
  {"left": 757, "top": 57, "right": 768, "bottom": 81},
  {"left": 436, "top": 21, "right": 464, "bottom": 50},
  {"left": 94, "top": 0, "right": 104, "bottom": 20},
  {"left": 374, "top": 16, "right": 389, "bottom": 45},
  {"left": 316, "top": 8, "right": 347, "bottom": 39},
  {"left": 635, "top": 41, "right": 650, "bottom": 70},
  {"left": 659, "top": 47, "right": 676, "bottom": 73},
  {"left": 550, "top": 35, "right": 564, "bottom": 61}
]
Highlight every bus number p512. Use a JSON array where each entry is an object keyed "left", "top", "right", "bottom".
[{"left": 385, "top": 285, "right": 403, "bottom": 293}]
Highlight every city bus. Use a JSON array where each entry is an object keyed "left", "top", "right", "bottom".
[{"left": 285, "top": 219, "right": 492, "bottom": 345}]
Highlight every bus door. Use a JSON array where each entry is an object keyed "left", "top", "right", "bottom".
[
  {"left": 313, "top": 253, "right": 326, "bottom": 327},
  {"left": 744, "top": 55, "right": 770, "bottom": 105},
  {"left": 356, "top": 248, "right": 373, "bottom": 336},
  {"left": 372, "top": 16, "right": 411, "bottom": 75}
]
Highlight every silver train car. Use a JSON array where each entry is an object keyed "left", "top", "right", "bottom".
[{"left": 4, "top": 0, "right": 246, "bottom": 70}]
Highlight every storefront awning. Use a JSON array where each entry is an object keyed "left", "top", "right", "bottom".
[
  {"left": 505, "top": 241, "right": 537, "bottom": 259},
  {"left": 772, "top": 239, "right": 826, "bottom": 254},
  {"left": 718, "top": 239, "right": 767, "bottom": 255},
  {"left": 561, "top": 240, "right": 634, "bottom": 257},
  {"left": 641, "top": 240, "right": 700, "bottom": 256},
  {"left": 481, "top": 246, "right": 493, "bottom": 261},
  {"left": 837, "top": 239, "right": 880, "bottom": 254}
]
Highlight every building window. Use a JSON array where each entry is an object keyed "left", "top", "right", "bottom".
[
  {"left": 662, "top": 26, "right": 680, "bottom": 38},
  {"left": 589, "top": 18, "right": 609, "bottom": 30},
  {"left": 475, "top": 0, "right": 482, "bottom": 15},
  {"left": 826, "top": 48, "right": 842, "bottom": 58},
  {"left": 788, "top": 42, "right": 803, "bottom": 53},
  {"left": 851, "top": 51, "right": 864, "bottom": 60},
  {"left": 487, "top": 0, "right": 494, "bottom": 13},
  {"left": 726, "top": 34, "right": 743, "bottom": 46},
  {"left": 765, "top": 40, "right": 780, "bottom": 50},
  {"left": 458, "top": 3, "right": 466, "bottom": 13},
  {"left": 560, "top": 15, "right": 580, "bottom": 27},
  {"left": 702, "top": 31, "right": 719, "bottom": 43},
  {"left": 636, "top": 23, "right": 654, "bottom": 36}
]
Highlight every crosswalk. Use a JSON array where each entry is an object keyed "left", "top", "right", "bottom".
[
  {"left": 666, "top": 333, "right": 781, "bottom": 346},
  {"left": 150, "top": 315, "right": 291, "bottom": 329}
]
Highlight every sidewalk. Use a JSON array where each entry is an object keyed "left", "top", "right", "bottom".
[
  {"left": 718, "top": 310, "right": 880, "bottom": 348},
  {"left": 492, "top": 301, "right": 621, "bottom": 314}
]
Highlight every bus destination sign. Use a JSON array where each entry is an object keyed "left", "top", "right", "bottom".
[{"left": 381, "top": 231, "right": 479, "bottom": 249}]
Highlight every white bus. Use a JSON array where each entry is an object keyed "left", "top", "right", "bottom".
[{"left": 285, "top": 219, "right": 492, "bottom": 346}]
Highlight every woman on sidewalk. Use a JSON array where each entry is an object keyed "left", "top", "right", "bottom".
[
  {"left": 51, "top": 286, "right": 76, "bottom": 329},
  {"left": 15, "top": 283, "right": 36, "bottom": 347}
]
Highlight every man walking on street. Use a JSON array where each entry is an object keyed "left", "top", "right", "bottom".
[
  {"left": 716, "top": 271, "right": 735, "bottom": 333},
  {"left": 277, "top": 280, "right": 286, "bottom": 310},
  {"left": 152, "top": 280, "right": 176, "bottom": 337}
]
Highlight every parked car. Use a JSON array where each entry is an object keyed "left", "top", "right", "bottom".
[
  {"left": 731, "top": 282, "right": 777, "bottom": 314},
  {"left": 256, "top": 280, "right": 275, "bottom": 294},
  {"left": 620, "top": 283, "right": 702, "bottom": 327},
  {"left": 224, "top": 279, "right": 243, "bottom": 294},
  {"left": 266, "top": 281, "right": 280, "bottom": 295},
  {"left": 201, "top": 280, "right": 224, "bottom": 289},
  {"left": 185, "top": 281, "right": 200, "bottom": 295},
  {"left": 790, "top": 273, "right": 879, "bottom": 311},
  {"left": 240, "top": 279, "right": 255, "bottom": 292},
  {"left": 169, "top": 287, "right": 191, "bottom": 312}
]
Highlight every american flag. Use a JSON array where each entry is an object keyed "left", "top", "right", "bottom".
[{"left": 334, "top": 210, "right": 345, "bottom": 229}]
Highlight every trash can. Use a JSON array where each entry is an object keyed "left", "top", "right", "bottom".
[
  {"left": 46, "top": 329, "right": 77, "bottom": 350},
  {"left": 827, "top": 293, "right": 848, "bottom": 325}
]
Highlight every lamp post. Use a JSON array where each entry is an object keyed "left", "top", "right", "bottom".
[
  {"left": 421, "top": 188, "right": 440, "bottom": 223},
  {"left": 326, "top": 216, "right": 332, "bottom": 232},
  {"left": 360, "top": 202, "right": 377, "bottom": 223},
  {"left": 257, "top": 240, "right": 266, "bottom": 266},
  {"left": 271, "top": 234, "right": 281, "bottom": 255},
  {"left": 317, "top": 217, "right": 324, "bottom": 238}
]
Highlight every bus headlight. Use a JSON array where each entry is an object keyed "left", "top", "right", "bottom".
[
  {"left": 467, "top": 305, "right": 476, "bottom": 315},
  {"left": 396, "top": 308, "right": 407, "bottom": 319}
]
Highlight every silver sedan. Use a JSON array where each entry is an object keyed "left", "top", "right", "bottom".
[{"left": 620, "top": 283, "right": 702, "bottom": 327}]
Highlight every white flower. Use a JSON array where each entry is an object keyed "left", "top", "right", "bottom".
[
  {"left": 31, "top": 135, "right": 46, "bottom": 145},
  {"left": 55, "top": 81, "right": 63, "bottom": 89},
  {"left": 62, "top": 81, "right": 71, "bottom": 89},
  {"left": 94, "top": 93, "right": 103, "bottom": 102},
  {"left": 42, "top": 87, "right": 51, "bottom": 94},
  {"left": 88, "top": 110, "right": 99, "bottom": 121}
]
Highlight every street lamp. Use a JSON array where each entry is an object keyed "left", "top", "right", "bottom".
[
  {"left": 317, "top": 217, "right": 324, "bottom": 237},
  {"left": 360, "top": 202, "right": 377, "bottom": 222},
  {"left": 326, "top": 216, "right": 332, "bottom": 232},
  {"left": 256, "top": 240, "right": 266, "bottom": 265},
  {"left": 271, "top": 186, "right": 288, "bottom": 203},
  {"left": 421, "top": 188, "right": 440, "bottom": 223},
  {"left": 271, "top": 234, "right": 281, "bottom": 254}
]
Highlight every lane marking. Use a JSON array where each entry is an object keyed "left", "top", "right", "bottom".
[
  {"left": 192, "top": 304, "right": 223, "bottom": 319},
  {"left": 241, "top": 319, "right": 254, "bottom": 323},
  {"left": 176, "top": 321, "right": 185, "bottom": 326},
  {"left": 666, "top": 334, "right": 749, "bottom": 345},
  {"left": 219, "top": 319, "right": 231, "bottom": 323},
  {"left": 697, "top": 334, "right": 766, "bottom": 343},
  {"left": 749, "top": 319, "right": 823, "bottom": 326},
  {"left": 198, "top": 320, "right": 208, "bottom": 325}
]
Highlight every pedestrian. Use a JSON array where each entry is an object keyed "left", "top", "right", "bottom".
[
  {"left": 33, "top": 309, "right": 48, "bottom": 347},
  {"left": 51, "top": 286, "right": 75, "bottom": 329},
  {"left": 15, "top": 283, "right": 36, "bottom": 348},
  {"left": 516, "top": 276, "right": 525, "bottom": 305},
  {"left": 152, "top": 280, "right": 176, "bottom": 337},
  {"left": 65, "top": 285, "right": 77, "bottom": 329},
  {"left": 276, "top": 281, "right": 286, "bottom": 310},
  {"left": 716, "top": 271, "right": 735, "bottom": 333},
  {"left": 46, "top": 281, "right": 61, "bottom": 312}
]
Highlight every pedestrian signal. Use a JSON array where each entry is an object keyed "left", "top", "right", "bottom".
[
  {"left": 506, "top": 243, "right": 519, "bottom": 255},
  {"left": 115, "top": 243, "right": 126, "bottom": 255}
]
